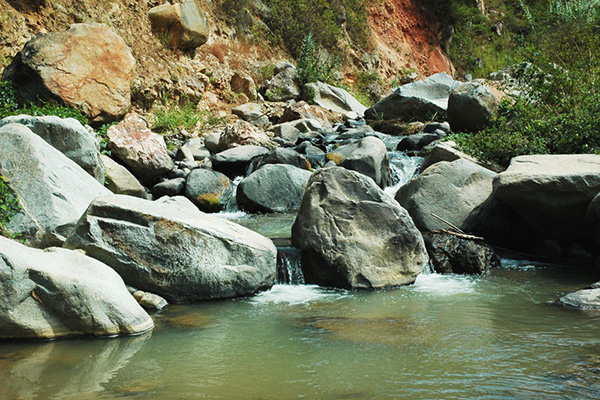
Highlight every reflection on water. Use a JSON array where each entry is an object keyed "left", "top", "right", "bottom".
[{"left": 1, "top": 263, "right": 600, "bottom": 399}]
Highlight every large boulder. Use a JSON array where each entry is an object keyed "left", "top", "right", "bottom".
[
  {"left": 447, "top": 82, "right": 500, "bottom": 132},
  {"left": 493, "top": 155, "right": 600, "bottom": 242},
  {"left": 0, "top": 124, "right": 111, "bottom": 247},
  {"left": 148, "top": 0, "right": 209, "bottom": 50},
  {"left": 218, "top": 120, "right": 272, "bottom": 149},
  {"left": 212, "top": 145, "right": 270, "bottom": 178},
  {"left": 231, "top": 103, "right": 268, "bottom": 128},
  {"left": 2, "top": 23, "right": 135, "bottom": 124},
  {"left": 107, "top": 113, "right": 174, "bottom": 186},
  {"left": 305, "top": 82, "right": 367, "bottom": 116},
  {"left": 291, "top": 167, "right": 429, "bottom": 289},
  {"left": 0, "top": 237, "right": 153, "bottom": 339},
  {"left": 252, "top": 148, "right": 312, "bottom": 171},
  {"left": 424, "top": 232, "right": 500, "bottom": 274},
  {"left": 185, "top": 168, "right": 231, "bottom": 212},
  {"left": 64, "top": 195, "right": 277, "bottom": 302},
  {"left": 365, "top": 72, "right": 460, "bottom": 121},
  {"left": 558, "top": 287, "right": 600, "bottom": 310},
  {"left": 0, "top": 115, "right": 104, "bottom": 182},
  {"left": 237, "top": 164, "right": 311, "bottom": 213},
  {"left": 328, "top": 136, "right": 391, "bottom": 188},
  {"left": 101, "top": 155, "right": 146, "bottom": 198},
  {"left": 396, "top": 159, "right": 497, "bottom": 232},
  {"left": 260, "top": 67, "right": 301, "bottom": 102}
]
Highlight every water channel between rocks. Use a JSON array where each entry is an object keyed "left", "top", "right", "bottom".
[{"left": 2, "top": 153, "right": 600, "bottom": 399}]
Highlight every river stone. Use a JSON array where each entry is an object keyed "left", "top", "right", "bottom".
[
  {"left": 185, "top": 169, "right": 231, "bottom": 212},
  {"left": 252, "top": 148, "right": 311, "bottom": 171},
  {"left": 237, "top": 164, "right": 311, "bottom": 213},
  {"left": 0, "top": 124, "right": 111, "bottom": 247},
  {"left": 232, "top": 103, "right": 269, "bottom": 127},
  {"left": 260, "top": 67, "right": 301, "bottom": 102},
  {"left": 0, "top": 115, "right": 104, "bottom": 182},
  {"left": 365, "top": 72, "right": 460, "bottom": 121},
  {"left": 64, "top": 195, "right": 277, "bottom": 302},
  {"left": 148, "top": 0, "right": 209, "bottom": 50},
  {"left": 305, "top": 82, "right": 368, "bottom": 116},
  {"left": 212, "top": 145, "right": 270, "bottom": 178},
  {"left": 396, "top": 133, "right": 440, "bottom": 152},
  {"left": 396, "top": 159, "right": 497, "bottom": 232},
  {"left": 447, "top": 82, "right": 500, "bottom": 132},
  {"left": 230, "top": 72, "right": 257, "bottom": 101},
  {"left": 101, "top": 155, "right": 146, "bottom": 198},
  {"left": 2, "top": 23, "right": 135, "bottom": 124},
  {"left": 558, "top": 288, "right": 600, "bottom": 309},
  {"left": 328, "top": 136, "right": 391, "bottom": 188},
  {"left": 218, "top": 120, "right": 272, "bottom": 149},
  {"left": 424, "top": 232, "right": 500, "bottom": 274},
  {"left": 271, "top": 123, "right": 302, "bottom": 144},
  {"left": 494, "top": 155, "right": 600, "bottom": 242},
  {"left": 152, "top": 178, "right": 186, "bottom": 198},
  {"left": 107, "top": 113, "right": 174, "bottom": 185},
  {"left": 292, "top": 167, "right": 429, "bottom": 289},
  {"left": 0, "top": 236, "right": 153, "bottom": 339},
  {"left": 422, "top": 141, "right": 488, "bottom": 171}
]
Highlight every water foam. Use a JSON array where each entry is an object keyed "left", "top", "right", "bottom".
[
  {"left": 251, "top": 285, "right": 344, "bottom": 305},
  {"left": 412, "top": 273, "right": 477, "bottom": 295}
]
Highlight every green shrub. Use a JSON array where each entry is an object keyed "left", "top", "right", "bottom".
[
  {"left": 0, "top": 175, "right": 21, "bottom": 238},
  {"left": 150, "top": 102, "right": 227, "bottom": 135},
  {"left": 297, "top": 33, "right": 338, "bottom": 86},
  {"left": 548, "top": 0, "right": 600, "bottom": 24}
]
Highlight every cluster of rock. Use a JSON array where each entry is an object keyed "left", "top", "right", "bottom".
[{"left": 2, "top": 21, "right": 600, "bottom": 341}]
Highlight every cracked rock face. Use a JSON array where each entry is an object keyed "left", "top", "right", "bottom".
[{"left": 2, "top": 23, "right": 135, "bottom": 124}]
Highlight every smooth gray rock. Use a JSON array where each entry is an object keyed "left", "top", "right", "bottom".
[
  {"left": 204, "top": 131, "right": 223, "bottom": 154},
  {"left": 232, "top": 103, "right": 269, "bottom": 127},
  {"left": 133, "top": 291, "right": 168, "bottom": 312},
  {"left": 292, "top": 167, "right": 429, "bottom": 289},
  {"left": 212, "top": 145, "right": 270, "bottom": 178},
  {"left": 271, "top": 123, "right": 302, "bottom": 144},
  {"left": 0, "top": 124, "right": 111, "bottom": 247},
  {"left": 365, "top": 72, "right": 460, "bottom": 121},
  {"left": 261, "top": 67, "right": 301, "bottom": 102},
  {"left": 237, "top": 164, "right": 311, "bottom": 213},
  {"left": 0, "top": 115, "right": 104, "bottom": 182},
  {"left": 64, "top": 195, "right": 277, "bottom": 302},
  {"left": 328, "top": 136, "right": 391, "bottom": 188},
  {"left": 152, "top": 178, "right": 186, "bottom": 198},
  {"left": 305, "top": 81, "right": 367, "bottom": 116},
  {"left": 494, "top": 155, "right": 600, "bottom": 242},
  {"left": 422, "top": 141, "right": 490, "bottom": 171},
  {"left": 396, "top": 133, "right": 440, "bottom": 152},
  {"left": 296, "top": 141, "right": 326, "bottom": 167},
  {"left": 252, "top": 148, "right": 311, "bottom": 171},
  {"left": 0, "top": 236, "right": 153, "bottom": 339},
  {"left": 101, "top": 155, "right": 146, "bottom": 198},
  {"left": 558, "top": 288, "right": 600, "bottom": 309},
  {"left": 183, "top": 138, "right": 211, "bottom": 160},
  {"left": 396, "top": 159, "right": 497, "bottom": 232},
  {"left": 448, "top": 83, "right": 500, "bottom": 132},
  {"left": 185, "top": 169, "right": 231, "bottom": 212}
]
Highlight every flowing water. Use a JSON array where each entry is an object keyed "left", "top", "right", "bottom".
[{"left": 1, "top": 260, "right": 599, "bottom": 399}]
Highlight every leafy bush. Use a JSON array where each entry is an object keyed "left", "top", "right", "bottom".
[
  {"left": 297, "top": 33, "right": 338, "bottom": 86},
  {"left": 0, "top": 80, "right": 88, "bottom": 125},
  {"left": 0, "top": 175, "right": 21, "bottom": 238},
  {"left": 150, "top": 102, "right": 227, "bottom": 135},
  {"left": 548, "top": 0, "right": 600, "bottom": 24}
]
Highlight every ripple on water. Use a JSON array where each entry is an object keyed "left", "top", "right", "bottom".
[
  {"left": 412, "top": 273, "right": 477, "bottom": 295},
  {"left": 251, "top": 285, "right": 346, "bottom": 306}
]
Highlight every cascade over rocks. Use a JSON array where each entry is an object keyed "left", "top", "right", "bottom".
[
  {"left": 237, "top": 164, "right": 311, "bottom": 213},
  {"left": 365, "top": 73, "right": 460, "bottom": 121},
  {"left": 148, "top": 0, "right": 209, "bottom": 50},
  {"left": 292, "top": 167, "right": 429, "bottom": 289},
  {"left": 447, "top": 82, "right": 500, "bottom": 132},
  {"left": 2, "top": 23, "right": 135, "bottom": 124},
  {"left": 0, "top": 115, "right": 105, "bottom": 182},
  {"left": 64, "top": 195, "right": 277, "bottom": 302},
  {"left": 0, "top": 237, "right": 153, "bottom": 340},
  {"left": 396, "top": 159, "right": 497, "bottom": 233},
  {"left": 328, "top": 136, "right": 391, "bottom": 188},
  {"left": 0, "top": 123, "right": 111, "bottom": 247},
  {"left": 107, "top": 113, "right": 174, "bottom": 186}
]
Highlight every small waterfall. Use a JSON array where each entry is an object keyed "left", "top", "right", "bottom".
[
  {"left": 276, "top": 247, "right": 305, "bottom": 285},
  {"left": 384, "top": 151, "right": 423, "bottom": 197},
  {"left": 221, "top": 176, "right": 244, "bottom": 213}
]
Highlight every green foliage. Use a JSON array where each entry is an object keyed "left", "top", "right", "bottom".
[
  {"left": 0, "top": 80, "right": 88, "bottom": 125},
  {"left": 548, "top": 0, "right": 600, "bottom": 24},
  {"left": 150, "top": 102, "right": 227, "bottom": 135},
  {"left": 0, "top": 175, "right": 21, "bottom": 238},
  {"left": 451, "top": 25, "right": 600, "bottom": 167},
  {"left": 297, "top": 33, "right": 338, "bottom": 86},
  {"left": 261, "top": 0, "right": 370, "bottom": 56},
  {"left": 96, "top": 123, "right": 115, "bottom": 156}
]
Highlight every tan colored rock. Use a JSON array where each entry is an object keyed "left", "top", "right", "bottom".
[
  {"left": 218, "top": 120, "right": 273, "bottom": 150},
  {"left": 230, "top": 71, "right": 257, "bottom": 100},
  {"left": 2, "top": 23, "right": 135, "bottom": 124},
  {"left": 148, "top": 0, "right": 209, "bottom": 50},
  {"left": 107, "top": 113, "right": 174, "bottom": 185},
  {"left": 101, "top": 155, "right": 146, "bottom": 198}
]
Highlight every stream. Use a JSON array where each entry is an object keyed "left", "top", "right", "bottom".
[{"left": 1, "top": 153, "right": 599, "bottom": 399}]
